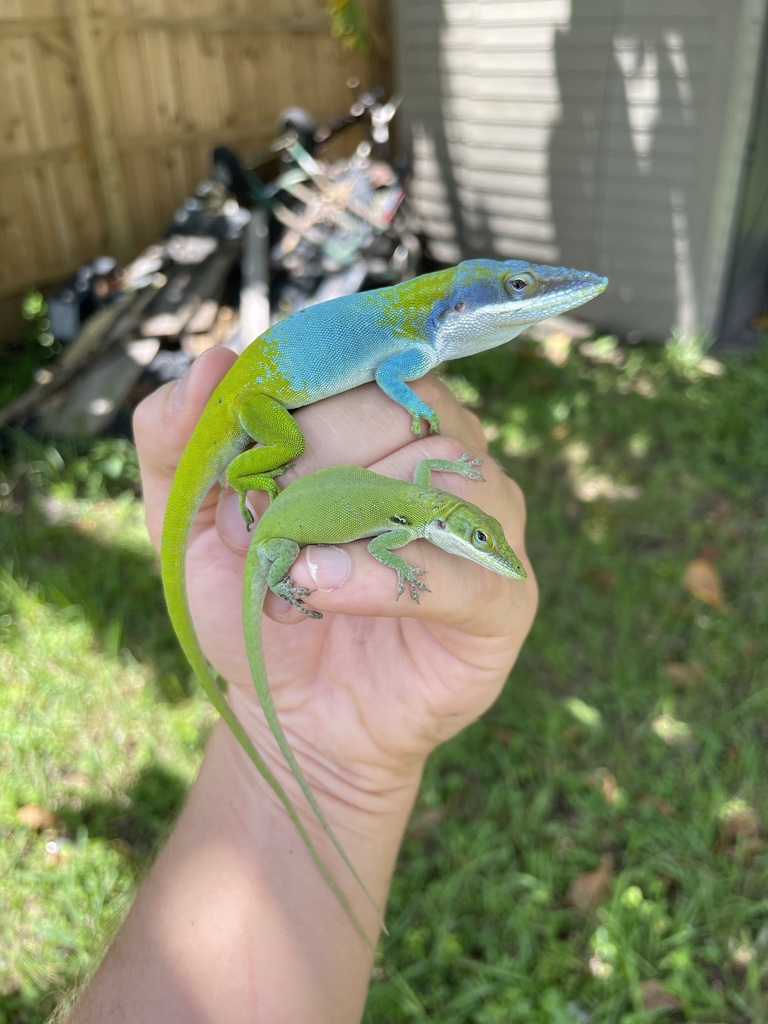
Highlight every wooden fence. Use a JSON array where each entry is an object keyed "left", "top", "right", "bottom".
[{"left": 0, "top": 0, "right": 387, "bottom": 341}]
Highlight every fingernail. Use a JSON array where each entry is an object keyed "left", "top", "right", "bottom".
[
  {"left": 306, "top": 545, "right": 350, "bottom": 592},
  {"left": 172, "top": 364, "right": 193, "bottom": 412},
  {"left": 217, "top": 487, "right": 253, "bottom": 552}
]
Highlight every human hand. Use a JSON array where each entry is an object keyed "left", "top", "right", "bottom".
[{"left": 134, "top": 347, "right": 538, "bottom": 802}]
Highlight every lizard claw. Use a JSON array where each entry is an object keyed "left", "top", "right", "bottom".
[
  {"left": 410, "top": 411, "right": 442, "bottom": 436},
  {"left": 457, "top": 453, "right": 485, "bottom": 481},
  {"left": 395, "top": 565, "right": 430, "bottom": 602},
  {"left": 274, "top": 578, "right": 323, "bottom": 618},
  {"left": 406, "top": 578, "right": 431, "bottom": 602},
  {"left": 300, "top": 607, "right": 323, "bottom": 620}
]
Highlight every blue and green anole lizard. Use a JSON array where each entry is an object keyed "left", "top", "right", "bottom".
[
  {"left": 242, "top": 453, "right": 525, "bottom": 941},
  {"left": 159, "top": 258, "right": 607, "bottom": 934}
]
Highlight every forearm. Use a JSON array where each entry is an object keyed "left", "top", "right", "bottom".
[{"left": 66, "top": 715, "right": 423, "bottom": 1024}]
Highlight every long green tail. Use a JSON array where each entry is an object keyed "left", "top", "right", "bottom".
[
  {"left": 161, "top": 399, "right": 246, "bottom": 730},
  {"left": 185, "top": 631, "right": 376, "bottom": 946},
  {"left": 242, "top": 542, "right": 385, "bottom": 941},
  {"left": 164, "top": 517, "right": 377, "bottom": 944}
]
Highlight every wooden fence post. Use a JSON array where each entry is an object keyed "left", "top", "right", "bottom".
[{"left": 68, "top": 0, "right": 134, "bottom": 261}]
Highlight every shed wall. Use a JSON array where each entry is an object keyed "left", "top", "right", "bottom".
[{"left": 395, "top": 0, "right": 767, "bottom": 339}]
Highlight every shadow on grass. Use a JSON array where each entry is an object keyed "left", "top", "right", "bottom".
[
  {"left": 0, "top": 765, "right": 188, "bottom": 1024},
  {"left": 451, "top": 338, "right": 768, "bottom": 488},
  {"left": 2, "top": 492, "right": 190, "bottom": 702},
  {"left": 0, "top": 990, "right": 55, "bottom": 1024},
  {"left": 57, "top": 762, "right": 189, "bottom": 861}
]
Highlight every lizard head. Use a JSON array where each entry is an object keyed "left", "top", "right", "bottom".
[
  {"left": 430, "top": 258, "right": 608, "bottom": 359},
  {"left": 423, "top": 501, "right": 528, "bottom": 580}
]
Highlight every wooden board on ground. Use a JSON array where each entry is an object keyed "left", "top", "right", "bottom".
[
  {"left": 0, "top": 281, "right": 161, "bottom": 428},
  {"left": 47, "top": 337, "right": 161, "bottom": 437},
  {"left": 140, "top": 239, "right": 239, "bottom": 339}
]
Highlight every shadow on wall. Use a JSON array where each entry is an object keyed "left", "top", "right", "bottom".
[
  {"left": 404, "top": 2, "right": 503, "bottom": 263},
  {"left": 406, "top": 1, "right": 706, "bottom": 339},
  {"left": 717, "top": 38, "right": 768, "bottom": 349},
  {"left": 548, "top": 2, "right": 700, "bottom": 338}
]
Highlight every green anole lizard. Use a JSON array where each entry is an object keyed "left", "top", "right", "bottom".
[{"left": 240, "top": 454, "right": 526, "bottom": 942}]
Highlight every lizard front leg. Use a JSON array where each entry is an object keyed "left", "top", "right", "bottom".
[
  {"left": 412, "top": 454, "right": 485, "bottom": 487},
  {"left": 375, "top": 347, "right": 441, "bottom": 434},
  {"left": 367, "top": 528, "right": 431, "bottom": 602}
]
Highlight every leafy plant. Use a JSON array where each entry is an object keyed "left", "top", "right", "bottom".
[
  {"left": 327, "top": 0, "right": 370, "bottom": 53},
  {"left": 0, "top": 291, "right": 59, "bottom": 407}
]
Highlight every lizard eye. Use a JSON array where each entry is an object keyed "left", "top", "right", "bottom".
[
  {"left": 472, "top": 528, "right": 492, "bottom": 549},
  {"left": 435, "top": 520, "right": 447, "bottom": 530},
  {"left": 504, "top": 273, "right": 534, "bottom": 296},
  {"left": 454, "top": 301, "right": 466, "bottom": 312}
]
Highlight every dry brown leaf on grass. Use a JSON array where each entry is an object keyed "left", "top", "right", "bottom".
[
  {"left": 637, "top": 793, "right": 676, "bottom": 817},
  {"left": 719, "top": 803, "right": 760, "bottom": 842},
  {"left": 566, "top": 852, "right": 614, "bottom": 911},
  {"left": 663, "top": 659, "right": 707, "bottom": 689},
  {"left": 16, "top": 803, "right": 56, "bottom": 831},
  {"left": 585, "top": 567, "right": 618, "bottom": 593},
  {"left": 681, "top": 558, "right": 727, "bottom": 609},
  {"left": 639, "top": 980, "right": 682, "bottom": 1010},
  {"left": 584, "top": 768, "right": 622, "bottom": 807}
]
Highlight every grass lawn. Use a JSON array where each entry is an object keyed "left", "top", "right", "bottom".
[{"left": 1, "top": 334, "right": 767, "bottom": 1022}]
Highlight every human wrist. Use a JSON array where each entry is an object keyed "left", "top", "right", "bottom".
[
  {"left": 214, "top": 696, "right": 426, "bottom": 848},
  {"left": 201, "top": 714, "right": 422, "bottom": 952}
]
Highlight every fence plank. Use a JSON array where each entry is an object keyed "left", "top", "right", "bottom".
[{"left": 67, "top": 0, "right": 135, "bottom": 260}]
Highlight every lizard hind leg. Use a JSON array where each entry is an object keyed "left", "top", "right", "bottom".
[
  {"left": 225, "top": 393, "right": 306, "bottom": 526},
  {"left": 273, "top": 577, "right": 323, "bottom": 621},
  {"left": 265, "top": 538, "right": 323, "bottom": 619}
]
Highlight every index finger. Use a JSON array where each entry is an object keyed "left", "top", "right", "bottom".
[{"left": 133, "top": 346, "right": 237, "bottom": 550}]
